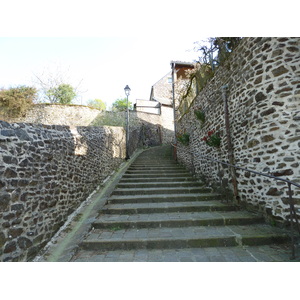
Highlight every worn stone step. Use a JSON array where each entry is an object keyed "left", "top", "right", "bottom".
[
  {"left": 116, "top": 181, "right": 204, "bottom": 189},
  {"left": 119, "top": 177, "right": 197, "bottom": 183},
  {"left": 102, "top": 201, "right": 237, "bottom": 214},
  {"left": 112, "top": 186, "right": 212, "bottom": 196},
  {"left": 125, "top": 170, "right": 190, "bottom": 176},
  {"left": 80, "top": 224, "right": 290, "bottom": 251},
  {"left": 130, "top": 163, "right": 178, "bottom": 167},
  {"left": 72, "top": 244, "right": 293, "bottom": 262},
  {"left": 93, "top": 211, "right": 264, "bottom": 229},
  {"left": 108, "top": 193, "right": 222, "bottom": 204},
  {"left": 128, "top": 166, "right": 186, "bottom": 171},
  {"left": 122, "top": 173, "right": 194, "bottom": 179}
]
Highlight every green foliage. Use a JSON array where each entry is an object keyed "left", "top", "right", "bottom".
[
  {"left": 176, "top": 132, "right": 190, "bottom": 146},
  {"left": 91, "top": 111, "right": 126, "bottom": 127},
  {"left": 87, "top": 99, "right": 106, "bottom": 111},
  {"left": 47, "top": 84, "right": 76, "bottom": 104},
  {"left": 0, "top": 85, "right": 37, "bottom": 117},
  {"left": 194, "top": 108, "right": 205, "bottom": 124},
  {"left": 112, "top": 98, "right": 133, "bottom": 112},
  {"left": 201, "top": 130, "right": 221, "bottom": 148}
]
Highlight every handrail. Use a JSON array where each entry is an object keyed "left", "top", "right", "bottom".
[{"left": 171, "top": 143, "right": 300, "bottom": 259}]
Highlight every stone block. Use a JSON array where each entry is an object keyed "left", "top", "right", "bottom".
[
  {"left": 4, "top": 241, "right": 17, "bottom": 253},
  {"left": 261, "top": 135, "right": 275, "bottom": 143},
  {"left": 255, "top": 92, "right": 267, "bottom": 102},
  {"left": 0, "top": 193, "right": 10, "bottom": 211},
  {"left": 272, "top": 66, "right": 288, "bottom": 77}
]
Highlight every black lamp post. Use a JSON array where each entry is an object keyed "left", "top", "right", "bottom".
[{"left": 124, "top": 85, "right": 131, "bottom": 160}]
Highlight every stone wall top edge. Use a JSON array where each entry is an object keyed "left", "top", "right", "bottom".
[
  {"left": 0, "top": 120, "right": 124, "bottom": 132},
  {"left": 33, "top": 103, "right": 100, "bottom": 111}
]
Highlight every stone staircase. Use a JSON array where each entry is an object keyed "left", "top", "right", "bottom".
[{"left": 72, "top": 146, "right": 291, "bottom": 261}]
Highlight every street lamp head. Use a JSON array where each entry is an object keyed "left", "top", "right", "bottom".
[{"left": 124, "top": 85, "right": 131, "bottom": 96}]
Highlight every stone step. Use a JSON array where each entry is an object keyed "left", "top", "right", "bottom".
[
  {"left": 122, "top": 173, "right": 194, "bottom": 178},
  {"left": 116, "top": 181, "right": 204, "bottom": 189},
  {"left": 126, "top": 169, "right": 189, "bottom": 174},
  {"left": 128, "top": 166, "right": 186, "bottom": 171},
  {"left": 119, "top": 177, "right": 197, "bottom": 183},
  {"left": 111, "top": 186, "right": 212, "bottom": 196},
  {"left": 102, "top": 201, "right": 237, "bottom": 214},
  {"left": 130, "top": 163, "right": 178, "bottom": 167},
  {"left": 80, "top": 224, "right": 290, "bottom": 251},
  {"left": 125, "top": 169, "right": 192, "bottom": 177},
  {"left": 93, "top": 211, "right": 264, "bottom": 229},
  {"left": 108, "top": 193, "right": 222, "bottom": 204},
  {"left": 72, "top": 244, "right": 292, "bottom": 262}
]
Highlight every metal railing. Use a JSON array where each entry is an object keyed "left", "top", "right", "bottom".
[{"left": 171, "top": 143, "right": 300, "bottom": 259}]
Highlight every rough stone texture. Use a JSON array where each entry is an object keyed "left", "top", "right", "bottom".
[
  {"left": 90, "top": 110, "right": 174, "bottom": 148},
  {"left": 1, "top": 104, "right": 101, "bottom": 126},
  {"left": 3, "top": 104, "right": 174, "bottom": 145},
  {"left": 0, "top": 121, "right": 126, "bottom": 261},
  {"left": 176, "top": 37, "right": 300, "bottom": 224}
]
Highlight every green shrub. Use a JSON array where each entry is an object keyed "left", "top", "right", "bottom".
[
  {"left": 176, "top": 132, "right": 190, "bottom": 146},
  {"left": 0, "top": 85, "right": 37, "bottom": 117},
  {"left": 47, "top": 84, "right": 76, "bottom": 104}
]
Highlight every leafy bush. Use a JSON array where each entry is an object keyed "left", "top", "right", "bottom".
[
  {"left": 176, "top": 132, "right": 190, "bottom": 146},
  {"left": 0, "top": 85, "right": 37, "bottom": 117},
  {"left": 194, "top": 107, "right": 205, "bottom": 123},
  {"left": 91, "top": 111, "right": 126, "bottom": 127},
  {"left": 47, "top": 84, "right": 76, "bottom": 104},
  {"left": 87, "top": 99, "right": 106, "bottom": 111},
  {"left": 112, "top": 98, "right": 133, "bottom": 112},
  {"left": 202, "top": 130, "right": 221, "bottom": 148}
]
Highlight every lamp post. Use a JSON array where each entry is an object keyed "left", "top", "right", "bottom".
[{"left": 124, "top": 85, "right": 131, "bottom": 160}]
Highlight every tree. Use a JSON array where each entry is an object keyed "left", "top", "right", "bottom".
[
  {"left": 112, "top": 98, "right": 133, "bottom": 112},
  {"left": 0, "top": 85, "right": 37, "bottom": 117},
  {"left": 33, "top": 63, "right": 83, "bottom": 103},
  {"left": 47, "top": 84, "right": 77, "bottom": 104},
  {"left": 87, "top": 99, "right": 106, "bottom": 111},
  {"left": 195, "top": 37, "right": 242, "bottom": 69}
]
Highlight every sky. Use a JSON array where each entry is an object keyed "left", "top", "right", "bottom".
[
  {"left": 0, "top": 36, "right": 202, "bottom": 108},
  {"left": 1, "top": 1, "right": 297, "bottom": 110}
]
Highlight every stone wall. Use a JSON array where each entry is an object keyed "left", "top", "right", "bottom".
[
  {"left": 136, "top": 108, "right": 174, "bottom": 144},
  {"left": 0, "top": 121, "right": 126, "bottom": 261},
  {"left": 151, "top": 71, "right": 173, "bottom": 102},
  {"left": 176, "top": 37, "right": 300, "bottom": 224},
  {"left": 92, "top": 109, "right": 174, "bottom": 146},
  {"left": 4, "top": 104, "right": 175, "bottom": 146},
  {"left": 1, "top": 104, "right": 101, "bottom": 126}
]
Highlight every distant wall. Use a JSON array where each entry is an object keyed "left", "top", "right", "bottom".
[
  {"left": 176, "top": 37, "right": 300, "bottom": 224},
  {"left": 4, "top": 103, "right": 175, "bottom": 145},
  {"left": 2, "top": 104, "right": 101, "bottom": 126},
  {"left": 92, "top": 109, "right": 175, "bottom": 146},
  {"left": 0, "top": 121, "right": 125, "bottom": 261}
]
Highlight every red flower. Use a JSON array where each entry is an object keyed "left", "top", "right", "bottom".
[
  {"left": 202, "top": 136, "right": 208, "bottom": 142},
  {"left": 207, "top": 130, "right": 214, "bottom": 137}
]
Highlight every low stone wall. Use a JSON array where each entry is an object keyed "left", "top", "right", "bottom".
[
  {"left": 177, "top": 37, "right": 300, "bottom": 224},
  {"left": 1, "top": 104, "right": 101, "bottom": 126},
  {"left": 0, "top": 121, "right": 126, "bottom": 261},
  {"left": 91, "top": 109, "right": 174, "bottom": 147}
]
